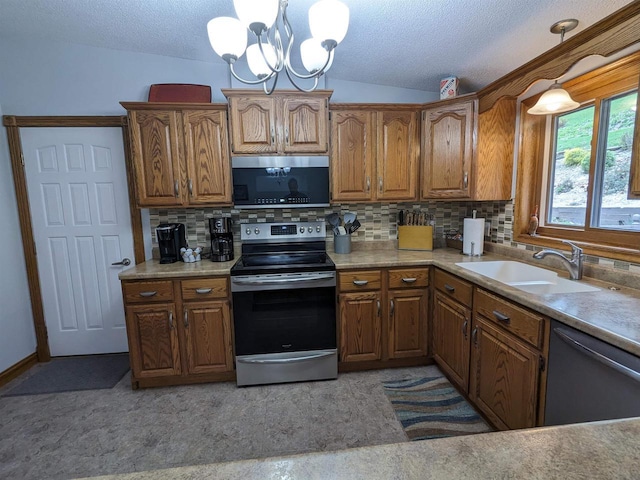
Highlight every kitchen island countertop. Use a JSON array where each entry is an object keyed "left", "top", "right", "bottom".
[{"left": 82, "top": 417, "right": 640, "bottom": 480}]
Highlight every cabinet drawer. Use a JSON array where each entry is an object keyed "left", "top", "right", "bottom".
[
  {"left": 181, "top": 277, "right": 228, "bottom": 300},
  {"left": 387, "top": 268, "right": 429, "bottom": 289},
  {"left": 123, "top": 281, "right": 174, "bottom": 304},
  {"left": 339, "top": 270, "right": 382, "bottom": 292},
  {"left": 474, "top": 288, "right": 544, "bottom": 349},
  {"left": 434, "top": 269, "right": 472, "bottom": 307}
]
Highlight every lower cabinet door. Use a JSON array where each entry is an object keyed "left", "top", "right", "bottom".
[
  {"left": 339, "top": 291, "right": 382, "bottom": 362},
  {"left": 432, "top": 291, "right": 471, "bottom": 391},
  {"left": 126, "top": 303, "right": 182, "bottom": 378},
  {"left": 470, "top": 316, "right": 540, "bottom": 430},
  {"left": 183, "top": 300, "right": 234, "bottom": 374},
  {"left": 388, "top": 288, "right": 428, "bottom": 359}
]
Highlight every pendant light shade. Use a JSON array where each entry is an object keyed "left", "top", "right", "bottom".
[
  {"left": 207, "top": 17, "right": 247, "bottom": 62},
  {"left": 233, "top": 0, "right": 278, "bottom": 34},
  {"left": 527, "top": 82, "right": 580, "bottom": 115},
  {"left": 309, "top": 0, "right": 350, "bottom": 47},
  {"left": 247, "top": 43, "right": 278, "bottom": 77},
  {"left": 300, "top": 38, "right": 333, "bottom": 73}
]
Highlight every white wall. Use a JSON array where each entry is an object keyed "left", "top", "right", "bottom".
[{"left": 0, "top": 103, "right": 37, "bottom": 373}]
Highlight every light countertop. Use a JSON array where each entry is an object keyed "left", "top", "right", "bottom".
[{"left": 82, "top": 417, "right": 640, "bottom": 480}]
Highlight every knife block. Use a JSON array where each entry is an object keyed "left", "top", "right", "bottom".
[{"left": 398, "top": 226, "right": 433, "bottom": 251}]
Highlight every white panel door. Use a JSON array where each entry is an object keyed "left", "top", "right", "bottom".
[{"left": 21, "top": 127, "right": 133, "bottom": 356}]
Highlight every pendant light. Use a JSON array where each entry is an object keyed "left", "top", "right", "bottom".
[{"left": 528, "top": 19, "right": 581, "bottom": 116}]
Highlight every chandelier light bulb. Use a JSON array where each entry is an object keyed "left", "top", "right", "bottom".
[
  {"left": 233, "top": 0, "right": 279, "bottom": 35},
  {"left": 207, "top": 17, "right": 248, "bottom": 62},
  {"left": 309, "top": 0, "right": 350, "bottom": 48},
  {"left": 301, "top": 38, "right": 333, "bottom": 73},
  {"left": 247, "top": 43, "right": 278, "bottom": 77}
]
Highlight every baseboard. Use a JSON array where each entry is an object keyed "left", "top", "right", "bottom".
[{"left": 0, "top": 352, "right": 38, "bottom": 388}]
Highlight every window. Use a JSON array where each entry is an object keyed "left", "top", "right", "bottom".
[
  {"left": 547, "top": 91, "right": 639, "bottom": 231},
  {"left": 517, "top": 52, "right": 640, "bottom": 260}
]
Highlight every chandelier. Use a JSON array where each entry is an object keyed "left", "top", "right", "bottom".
[{"left": 207, "top": 0, "right": 349, "bottom": 94}]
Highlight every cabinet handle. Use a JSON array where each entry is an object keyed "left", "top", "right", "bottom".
[
  {"left": 174, "top": 180, "right": 179, "bottom": 198},
  {"left": 444, "top": 284, "right": 455, "bottom": 293},
  {"left": 352, "top": 280, "right": 369, "bottom": 286},
  {"left": 183, "top": 308, "right": 189, "bottom": 328},
  {"left": 366, "top": 176, "right": 371, "bottom": 192},
  {"left": 377, "top": 300, "right": 381, "bottom": 317},
  {"left": 195, "top": 288, "right": 213, "bottom": 294},
  {"left": 379, "top": 176, "right": 383, "bottom": 193},
  {"left": 138, "top": 291, "right": 157, "bottom": 297},
  {"left": 492, "top": 310, "right": 511, "bottom": 324},
  {"left": 271, "top": 126, "right": 275, "bottom": 144},
  {"left": 168, "top": 311, "right": 174, "bottom": 329},
  {"left": 188, "top": 179, "right": 193, "bottom": 196},
  {"left": 462, "top": 319, "right": 468, "bottom": 339},
  {"left": 472, "top": 326, "right": 478, "bottom": 346},
  {"left": 285, "top": 127, "right": 289, "bottom": 144},
  {"left": 401, "top": 277, "right": 417, "bottom": 283},
  {"left": 463, "top": 172, "right": 468, "bottom": 189},
  {"left": 390, "top": 299, "right": 395, "bottom": 317}
]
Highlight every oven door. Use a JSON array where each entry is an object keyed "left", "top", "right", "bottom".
[{"left": 231, "top": 272, "right": 336, "bottom": 356}]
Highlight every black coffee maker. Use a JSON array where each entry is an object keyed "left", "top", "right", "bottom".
[
  {"left": 156, "top": 223, "right": 187, "bottom": 264},
  {"left": 209, "top": 217, "right": 234, "bottom": 262}
]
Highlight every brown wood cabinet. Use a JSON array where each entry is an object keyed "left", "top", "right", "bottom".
[
  {"left": 421, "top": 95, "right": 515, "bottom": 201},
  {"left": 469, "top": 288, "right": 548, "bottom": 430},
  {"left": 421, "top": 99, "right": 475, "bottom": 199},
  {"left": 431, "top": 270, "right": 472, "bottom": 391},
  {"left": 330, "top": 105, "right": 420, "bottom": 202},
  {"left": 338, "top": 267, "right": 428, "bottom": 366},
  {"left": 121, "top": 276, "right": 234, "bottom": 388},
  {"left": 122, "top": 102, "right": 232, "bottom": 208},
  {"left": 223, "top": 90, "right": 331, "bottom": 155}
]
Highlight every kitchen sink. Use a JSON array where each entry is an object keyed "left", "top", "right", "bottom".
[{"left": 455, "top": 260, "right": 599, "bottom": 294}]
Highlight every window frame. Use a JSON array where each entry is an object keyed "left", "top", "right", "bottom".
[{"left": 516, "top": 52, "right": 640, "bottom": 261}]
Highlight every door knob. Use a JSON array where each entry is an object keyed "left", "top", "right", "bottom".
[{"left": 111, "top": 258, "right": 131, "bottom": 266}]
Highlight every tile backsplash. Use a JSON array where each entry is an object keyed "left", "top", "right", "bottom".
[{"left": 149, "top": 199, "right": 640, "bottom": 272}]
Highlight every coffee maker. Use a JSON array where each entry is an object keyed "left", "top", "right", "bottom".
[
  {"left": 209, "top": 217, "right": 234, "bottom": 262},
  {"left": 156, "top": 223, "right": 187, "bottom": 264}
]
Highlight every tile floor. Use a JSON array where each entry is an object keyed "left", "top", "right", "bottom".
[{"left": 0, "top": 364, "right": 444, "bottom": 480}]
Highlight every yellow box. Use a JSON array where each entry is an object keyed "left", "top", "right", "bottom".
[{"left": 398, "top": 226, "right": 433, "bottom": 251}]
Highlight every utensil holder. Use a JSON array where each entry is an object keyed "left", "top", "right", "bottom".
[{"left": 334, "top": 235, "right": 352, "bottom": 254}]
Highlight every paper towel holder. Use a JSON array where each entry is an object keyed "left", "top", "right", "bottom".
[{"left": 463, "top": 241, "right": 483, "bottom": 257}]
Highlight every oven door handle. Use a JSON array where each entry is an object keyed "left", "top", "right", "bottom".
[
  {"left": 232, "top": 274, "right": 335, "bottom": 286},
  {"left": 237, "top": 351, "right": 335, "bottom": 365}
]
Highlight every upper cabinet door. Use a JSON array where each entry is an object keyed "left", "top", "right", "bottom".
[
  {"left": 128, "top": 110, "right": 185, "bottom": 207},
  {"left": 227, "top": 96, "right": 278, "bottom": 154},
  {"left": 377, "top": 111, "right": 419, "bottom": 201},
  {"left": 182, "top": 110, "right": 232, "bottom": 205},
  {"left": 330, "top": 111, "right": 375, "bottom": 202},
  {"left": 421, "top": 100, "right": 475, "bottom": 199},
  {"left": 281, "top": 97, "right": 329, "bottom": 153}
]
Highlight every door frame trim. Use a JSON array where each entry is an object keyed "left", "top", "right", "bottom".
[{"left": 2, "top": 115, "right": 145, "bottom": 362}]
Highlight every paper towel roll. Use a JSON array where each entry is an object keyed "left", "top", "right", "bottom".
[{"left": 463, "top": 218, "right": 484, "bottom": 256}]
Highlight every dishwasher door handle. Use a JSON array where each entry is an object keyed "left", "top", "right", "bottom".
[{"left": 554, "top": 328, "right": 640, "bottom": 383}]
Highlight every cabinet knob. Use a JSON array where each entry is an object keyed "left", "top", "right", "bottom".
[
  {"left": 463, "top": 172, "right": 469, "bottom": 189},
  {"left": 462, "top": 320, "right": 468, "bottom": 339},
  {"left": 379, "top": 177, "right": 383, "bottom": 193},
  {"left": 401, "top": 277, "right": 417, "bottom": 283},
  {"left": 285, "top": 127, "right": 289, "bottom": 144},
  {"left": 183, "top": 308, "right": 189, "bottom": 328},
  {"left": 390, "top": 299, "right": 395, "bottom": 317},
  {"left": 174, "top": 180, "right": 180, "bottom": 198},
  {"left": 271, "top": 126, "right": 275, "bottom": 144},
  {"left": 195, "top": 288, "right": 213, "bottom": 294},
  {"left": 472, "top": 326, "right": 478, "bottom": 346},
  {"left": 352, "top": 280, "right": 369, "bottom": 286},
  {"left": 168, "top": 311, "right": 174, "bottom": 329},
  {"left": 366, "top": 176, "right": 371, "bottom": 192},
  {"left": 377, "top": 300, "right": 381, "bottom": 317},
  {"left": 188, "top": 179, "right": 193, "bottom": 196},
  {"left": 138, "top": 291, "right": 157, "bottom": 297}
]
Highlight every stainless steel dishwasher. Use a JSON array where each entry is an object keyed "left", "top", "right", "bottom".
[{"left": 544, "top": 319, "right": 640, "bottom": 426}]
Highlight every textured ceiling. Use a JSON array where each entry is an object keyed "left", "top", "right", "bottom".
[{"left": 0, "top": 0, "right": 634, "bottom": 92}]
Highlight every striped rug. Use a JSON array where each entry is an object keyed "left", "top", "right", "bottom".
[{"left": 383, "top": 374, "right": 493, "bottom": 441}]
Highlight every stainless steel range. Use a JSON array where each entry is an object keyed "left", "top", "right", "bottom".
[{"left": 230, "top": 221, "right": 337, "bottom": 387}]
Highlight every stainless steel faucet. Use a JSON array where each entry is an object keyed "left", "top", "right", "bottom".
[{"left": 533, "top": 240, "right": 584, "bottom": 280}]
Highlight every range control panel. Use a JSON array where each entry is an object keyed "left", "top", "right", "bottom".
[{"left": 240, "top": 221, "right": 326, "bottom": 242}]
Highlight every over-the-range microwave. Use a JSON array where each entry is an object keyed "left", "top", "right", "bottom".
[{"left": 231, "top": 156, "right": 330, "bottom": 209}]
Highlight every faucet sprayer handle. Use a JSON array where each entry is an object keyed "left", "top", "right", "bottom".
[{"left": 562, "top": 240, "right": 583, "bottom": 257}]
